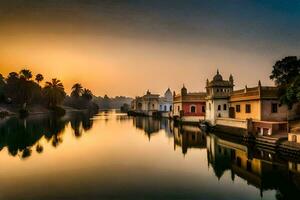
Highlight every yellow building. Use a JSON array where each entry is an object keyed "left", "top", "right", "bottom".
[{"left": 229, "top": 81, "right": 288, "bottom": 122}]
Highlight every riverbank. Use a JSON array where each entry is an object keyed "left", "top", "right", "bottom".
[{"left": 0, "top": 104, "right": 98, "bottom": 119}]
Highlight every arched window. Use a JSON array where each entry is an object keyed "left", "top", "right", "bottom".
[
  {"left": 223, "top": 104, "right": 227, "bottom": 110},
  {"left": 218, "top": 105, "right": 221, "bottom": 111},
  {"left": 178, "top": 106, "right": 180, "bottom": 111},
  {"left": 292, "top": 135, "right": 297, "bottom": 143},
  {"left": 170, "top": 105, "right": 172, "bottom": 111},
  {"left": 164, "top": 105, "right": 167, "bottom": 111},
  {"left": 190, "top": 105, "right": 196, "bottom": 113},
  {"left": 152, "top": 104, "right": 155, "bottom": 109},
  {"left": 209, "top": 103, "right": 211, "bottom": 110}
]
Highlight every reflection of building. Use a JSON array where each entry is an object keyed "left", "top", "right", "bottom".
[
  {"left": 205, "top": 70, "right": 234, "bottom": 125},
  {"left": 131, "top": 89, "right": 173, "bottom": 117},
  {"left": 173, "top": 125, "right": 206, "bottom": 155},
  {"left": 173, "top": 85, "right": 206, "bottom": 122},
  {"left": 133, "top": 117, "right": 171, "bottom": 140},
  {"left": 206, "top": 133, "right": 300, "bottom": 198}
]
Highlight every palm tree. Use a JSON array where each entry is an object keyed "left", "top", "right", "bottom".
[
  {"left": 43, "top": 78, "right": 66, "bottom": 107},
  {"left": 35, "top": 74, "right": 44, "bottom": 84},
  {"left": 7, "top": 72, "right": 19, "bottom": 80},
  {"left": 19, "top": 69, "right": 32, "bottom": 80},
  {"left": 71, "top": 83, "right": 83, "bottom": 98},
  {"left": 82, "top": 88, "right": 93, "bottom": 101}
]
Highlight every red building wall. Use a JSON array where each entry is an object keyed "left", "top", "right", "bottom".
[{"left": 182, "top": 102, "right": 206, "bottom": 116}]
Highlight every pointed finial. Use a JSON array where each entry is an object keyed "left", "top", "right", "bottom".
[
  {"left": 217, "top": 69, "right": 219, "bottom": 75},
  {"left": 258, "top": 80, "right": 261, "bottom": 87},
  {"left": 229, "top": 74, "right": 234, "bottom": 83}
]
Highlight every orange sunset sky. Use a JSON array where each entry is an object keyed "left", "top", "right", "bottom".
[{"left": 1, "top": 1, "right": 300, "bottom": 97}]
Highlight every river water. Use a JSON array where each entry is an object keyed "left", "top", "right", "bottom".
[{"left": 0, "top": 110, "right": 299, "bottom": 200}]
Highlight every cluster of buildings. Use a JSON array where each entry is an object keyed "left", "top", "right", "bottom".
[
  {"left": 131, "top": 88, "right": 173, "bottom": 117},
  {"left": 130, "top": 70, "right": 300, "bottom": 143}
]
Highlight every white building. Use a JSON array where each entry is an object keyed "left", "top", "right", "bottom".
[
  {"left": 131, "top": 88, "right": 173, "bottom": 117},
  {"left": 205, "top": 70, "right": 234, "bottom": 125},
  {"left": 159, "top": 88, "right": 173, "bottom": 112}
]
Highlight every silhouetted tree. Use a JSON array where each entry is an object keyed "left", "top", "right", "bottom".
[
  {"left": 270, "top": 56, "right": 300, "bottom": 108},
  {"left": 82, "top": 88, "right": 93, "bottom": 101},
  {"left": 43, "top": 78, "right": 66, "bottom": 107},
  {"left": 0, "top": 73, "right": 5, "bottom": 102},
  {"left": 4, "top": 72, "right": 20, "bottom": 103},
  {"left": 19, "top": 69, "right": 32, "bottom": 81},
  {"left": 35, "top": 73, "right": 44, "bottom": 84},
  {"left": 71, "top": 83, "right": 83, "bottom": 98}
]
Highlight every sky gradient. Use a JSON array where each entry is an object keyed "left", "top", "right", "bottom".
[{"left": 0, "top": 0, "right": 300, "bottom": 96}]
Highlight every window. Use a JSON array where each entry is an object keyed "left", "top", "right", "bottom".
[
  {"left": 170, "top": 105, "right": 172, "bottom": 111},
  {"left": 246, "top": 104, "right": 251, "bottom": 113},
  {"left": 246, "top": 160, "right": 252, "bottom": 172},
  {"left": 209, "top": 103, "right": 211, "bottom": 110},
  {"left": 177, "top": 106, "right": 180, "bottom": 111},
  {"left": 236, "top": 105, "right": 241, "bottom": 112},
  {"left": 218, "top": 105, "right": 221, "bottom": 111},
  {"left": 271, "top": 103, "right": 278, "bottom": 113},
  {"left": 292, "top": 135, "right": 297, "bottom": 143},
  {"left": 202, "top": 106, "right": 205, "bottom": 113},
  {"left": 223, "top": 104, "right": 227, "bottom": 110},
  {"left": 164, "top": 105, "right": 167, "bottom": 111},
  {"left": 190, "top": 106, "right": 196, "bottom": 113},
  {"left": 216, "top": 89, "right": 219, "bottom": 92},
  {"left": 152, "top": 104, "right": 155, "bottom": 109}
]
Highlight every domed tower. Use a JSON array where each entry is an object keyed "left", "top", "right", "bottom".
[
  {"left": 164, "top": 88, "right": 173, "bottom": 101},
  {"left": 181, "top": 84, "right": 188, "bottom": 96},
  {"left": 205, "top": 70, "right": 234, "bottom": 125}
]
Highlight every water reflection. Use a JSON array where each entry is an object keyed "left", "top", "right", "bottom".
[
  {"left": 132, "top": 116, "right": 300, "bottom": 199},
  {"left": 133, "top": 117, "right": 172, "bottom": 140},
  {"left": 207, "top": 134, "right": 300, "bottom": 199},
  {"left": 0, "top": 112, "right": 300, "bottom": 199},
  {"left": 0, "top": 111, "right": 96, "bottom": 159}
]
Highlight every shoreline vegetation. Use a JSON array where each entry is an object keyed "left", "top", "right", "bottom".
[{"left": 0, "top": 69, "right": 100, "bottom": 118}]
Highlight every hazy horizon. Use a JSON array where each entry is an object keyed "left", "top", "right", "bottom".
[{"left": 1, "top": 0, "right": 300, "bottom": 97}]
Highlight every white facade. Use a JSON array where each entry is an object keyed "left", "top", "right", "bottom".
[
  {"left": 205, "top": 70, "right": 234, "bottom": 125},
  {"left": 159, "top": 88, "right": 173, "bottom": 112},
  {"left": 206, "top": 99, "right": 230, "bottom": 124}
]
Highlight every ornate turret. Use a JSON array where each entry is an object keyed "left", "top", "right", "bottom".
[
  {"left": 181, "top": 84, "right": 187, "bottom": 96},
  {"left": 213, "top": 69, "right": 223, "bottom": 81},
  {"left": 164, "top": 88, "right": 173, "bottom": 101},
  {"left": 229, "top": 74, "right": 234, "bottom": 85}
]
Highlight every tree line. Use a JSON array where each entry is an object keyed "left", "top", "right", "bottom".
[{"left": 0, "top": 69, "right": 98, "bottom": 116}]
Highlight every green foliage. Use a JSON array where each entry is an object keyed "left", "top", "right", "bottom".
[
  {"left": 270, "top": 56, "right": 300, "bottom": 108},
  {"left": 35, "top": 73, "right": 44, "bottom": 84},
  {"left": 19, "top": 69, "right": 33, "bottom": 80},
  {"left": 71, "top": 83, "right": 83, "bottom": 98},
  {"left": 65, "top": 84, "right": 97, "bottom": 112},
  {"left": 82, "top": 88, "right": 93, "bottom": 100},
  {"left": 43, "top": 78, "right": 66, "bottom": 108},
  {"left": 0, "top": 73, "right": 5, "bottom": 102}
]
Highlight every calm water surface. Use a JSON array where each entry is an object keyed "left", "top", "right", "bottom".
[{"left": 0, "top": 110, "right": 299, "bottom": 200}]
